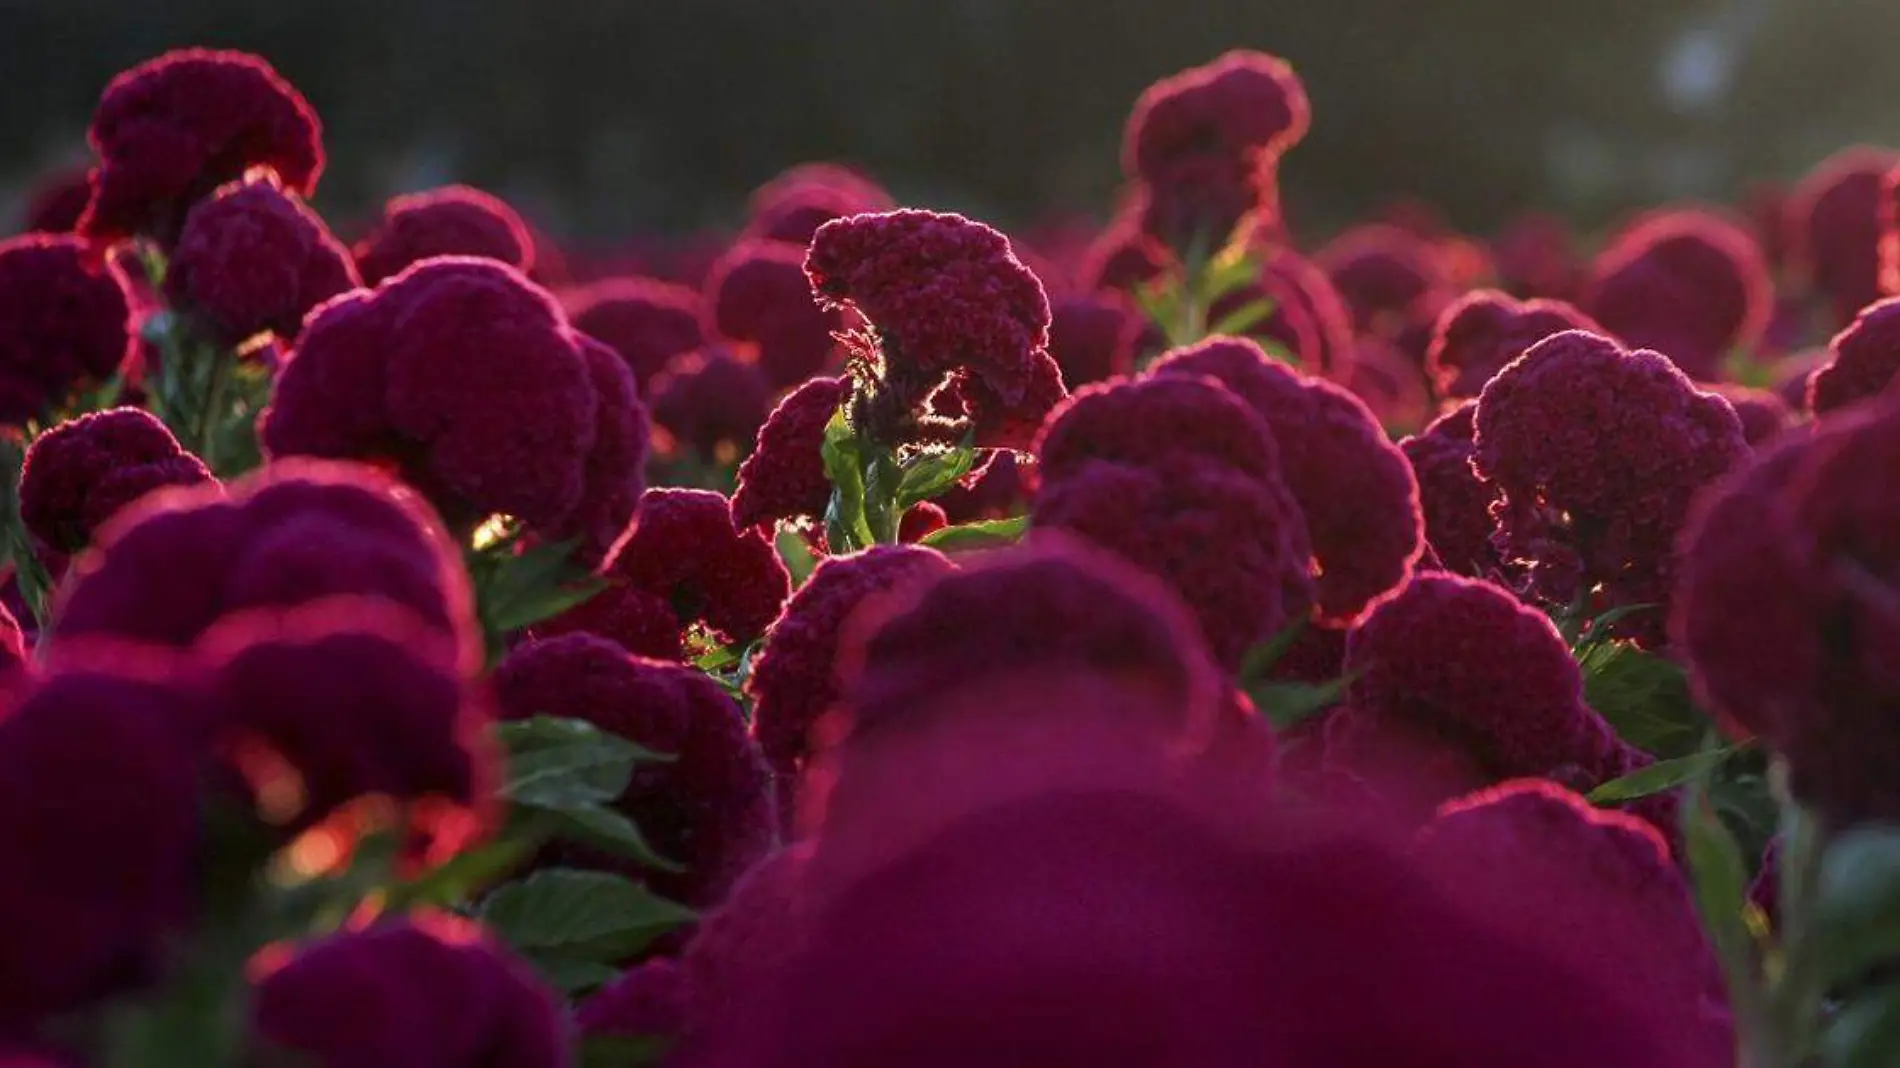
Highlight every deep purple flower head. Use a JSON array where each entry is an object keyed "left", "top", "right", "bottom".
[
  {"left": 1077, "top": 207, "right": 1171, "bottom": 294},
  {"left": 1210, "top": 246, "right": 1354, "bottom": 376},
  {"left": 730, "top": 376, "right": 847, "bottom": 531},
  {"left": 896, "top": 501, "right": 947, "bottom": 543},
  {"left": 1707, "top": 382, "right": 1791, "bottom": 445},
  {"left": 566, "top": 277, "right": 706, "bottom": 391},
  {"left": 81, "top": 49, "right": 323, "bottom": 244},
  {"left": 1415, "top": 780, "right": 1732, "bottom": 1064},
  {"left": 1673, "top": 397, "right": 1900, "bottom": 823},
  {"left": 1811, "top": 295, "right": 1900, "bottom": 415},
  {"left": 19, "top": 167, "right": 92, "bottom": 234},
  {"left": 261, "top": 258, "right": 648, "bottom": 557},
  {"left": 0, "top": 235, "right": 133, "bottom": 425},
  {"left": 1335, "top": 574, "right": 1623, "bottom": 817},
  {"left": 1153, "top": 336, "right": 1423, "bottom": 623},
  {"left": 352, "top": 185, "right": 534, "bottom": 286},
  {"left": 1397, "top": 402, "right": 1500, "bottom": 577},
  {"left": 1473, "top": 330, "right": 1748, "bottom": 639},
  {"left": 704, "top": 240, "right": 843, "bottom": 389},
  {"left": 1123, "top": 50, "right": 1309, "bottom": 247},
  {"left": 1317, "top": 224, "right": 1451, "bottom": 337},
  {"left": 680, "top": 846, "right": 809, "bottom": 1041},
  {"left": 649, "top": 348, "right": 772, "bottom": 459},
  {"left": 54, "top": 459, "right": 474, "bottom": 657},
  {"left": 1046, "top": 294, "right": 1142, "bottom": 387},
  {"left": 1337, "top": 336, "right": 1435, "bottom": 435},
  {"left": 253, "top": 918, "right": 567, "bottom": 1068},
  {"left": 19, "top": 406, "right": 212, "bottom": 554},
  {"left": 748, "top": 545, "right": 955, "bottom": 815},
  {"left": 1425, "top": 289, "right": 1604, "bottom": 399},
  {"left": 935, "top": 450, "right": 1032, "bottom": 523},
  {"left": 0, "top": 658, "right": 202, "bottom": 1031},
  {"left": 934, "top": 347, "right": 1069, "bottom": 453},
  {"left": 1582, "top": 209, "right": 1771, "bottom": 380},
  {"left": 1792, "top": 146, "right": 1898, "bottom": 326},
  {"left": 1492, "top": 211, "right": 1582, "bottom": 300},
  {"left": 743, "top": 163, "right": 893, "bottom": 247},
  {"left": 165, "top": 173, "right": 358, "bottom": 344},
  {"left": 0, "top": 604, "right": 23, "bottom": 677},
  {"left": 577, "top": 959, "right": 687, "bottom": 1044},
  {"left": 493, "top": 635, "right": 776, "bottom": 905},
  {"left": 1035, "top": 372, "right": 1278, "bottom": 484}
]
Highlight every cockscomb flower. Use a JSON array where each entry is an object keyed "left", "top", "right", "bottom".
[
  {"left": 1046, "top": 294, "right": 1142, "bottom": 387},
  {"left": 1473, "top": 330, "right": 1747, "bottom": 638},
  {"left": 1582, "top": 209, "right": 1771, "bottom": 380},
  {"left": 1792, "top": 146, "right": 1897, "bottom": 327},
  {"left": 577, "top": 959, "right": 687, "bottom": 1045},
  {"left": 1707, "top": 382, "right": 1791, "bottom": 445},
  {"left": 1076, "top": 207, "right": 1171, "bottom": 294},
  {"left": 19, "top": 166, "right": 91, "bottom": 234},
  {"left": 1153, "top": 336, "right": 1423, "bottom": 622},
  {"left": 1416, "top": 781, "right": 1732, "bottom": 1061},
  {"left": 935, "top": 450, "right": 1031, "bottom": 523},
  {"left": 1211, "top": 246, "right": 1355, "bottom": 376},
  {"left": 748, "top": 545, "right": 954, "bottom": 815},
  {"left": 352, "top": 185, "right": 534, "bottom": 286},
  {"left": 81, "top": 49, "right": 323, "bottom": 244},
  {"left": 1340, "top": 336, "right": 1435, "bottom": 435},
  {"left": 493, "top": 635, "right": 776, "bottom": 905},
  {"left": 1810, "top": 296, "right": 1900, "bottom": 415},
  {"left": 0, "top": 234, "right": 133, "bottom": 425},
  {"left": 261, "top": 258, "right": 647, "bottom": 557},
  {"left": 1317, "top": 224, "right": 1451, "bottom": 337},
  {"left": 896, "top": 501, "right": 947, "bottom": 543},
  {"left": 1397, "top": 403, "right": 1500, "bottom": 578},
  {"left": 704, "top": 239, "right": 843, "bottom": 389},
  {"left": 253, "top": 918, "right": 567, "bottom": 1067},
  {"left": 54, "top": 459, "right": 473, "bottom": 655},
  {"left": 680, "top": 845, "right": 809, "bottom": 1040},
  {"left": 197, "top": 598, "right": 488, "bottom": 836},
  {"left": 1425, "top": 289, "right": 1603, "bottom": 399},
  {"left": 165, "top": 173, "right": 358, "bottom": 344},
  {"left": 730, "top": 376, "right": 847, "bottom": 531},
  {"left": 1673, "top": 396, "right": 1900, "bottom": 824},
  {"left": 805, "top": 209, "right": 1057, "bottom": 446},
  {"left": 1123, "top": 50, "right": 1310, "bottom": 247},
  {"left": 649, "top": 349, "right": 772, "bottom": 460},
  {"left": 0, "top": 658, "right": 203, "bottom": 1031},
  {"left": 1334, "top": 574, "right": 1623, "bottom": 817},
  {"left": 19, "top": 407, "right": 212, "bottom": 554},
  {"left": 1035, "top": 373, "right": 1283, "bottom": 486},
  {"left": 935, "top": 347, "right": 1069, "bottom": 452},
  {"left": 743, "top": 163, "right": 893, "bottom": 247},
  {"left": 1492, "top": 211, "right": 1582, "bottom": 299},
  {"left": 566, "top": 277, "right": 706, "bottom": 391}
]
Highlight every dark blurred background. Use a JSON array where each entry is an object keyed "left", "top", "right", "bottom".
[{"left": 3, "top": 0, "right": 1897, "bottom": 244}]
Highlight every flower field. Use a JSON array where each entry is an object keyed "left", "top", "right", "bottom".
[{"left": 1, "top": 42, "right": 1899, "bottom": 1067}]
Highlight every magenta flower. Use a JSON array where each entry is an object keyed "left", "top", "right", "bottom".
[
  {"left": 353, "top": 185, "right": 534, "bottom": 286},
  {"left": 1810, "top": 295, "right": 1900, "bottom": 415},
  {"left": 1793, "top": 146, "right": 1898, "bottom": 326},
  {"left": 1317, "top": 224, "right": 1451, "bottom": 337},
  {"left": 1046, "top": 294, "right": 1142, "bottom": 387},
  {"left": 19, "top": 407, "right": 212, "bottom": 554},
  {"left": 730, "top": 376, "right": 848, "bottom": 531},
  {"left": 743, "top": 163, "right": 893, "bottom": 247},
  {"left": 1425, "top": 288, "right": 1603, "bottom": 399},
  {"left": 704, "top": 240, "right": 843, "bottom": 389},
  {"left": 566, "top": 277, "right": 706, "bottom": 391},
  {"left": 1582, "top": 209, "right": 1771, "bottom": 380},
  {"left": 585, "top": 488, "right": 790, "bottom": 649},
  {"left": 1397, "top": 402, "right": 1500, "bottom": 578},
  {"left": 0, "top": 235, "right": 133, "bottom": 425},
  {"left": 650, "top": 348, "right": 772, "bottom": 459}
]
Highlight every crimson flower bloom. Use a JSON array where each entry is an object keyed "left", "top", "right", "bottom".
[
  {"left": 353, "top": 185, "right": 534, "bottom": 286},
  {"left": 166, "top": 173, "right": 358, "bottom": 344}
]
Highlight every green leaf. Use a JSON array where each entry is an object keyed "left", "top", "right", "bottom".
[
  {"left": 1197, "top": 250, "right": 1262, "bottom": 305},
  {"left": 894, "top": 444, "right": 977, "bottom": 512},
  {"left": 474, "top": 537, "right": 608, "bottom": 636},
  {"left": 820, "top": 410, "right": 875, "bottom": 552},
  {"left": 694, "top": 644, "right": 740, "bottom": 672},
  {"left": 1133, "top": 281, "right": 1184, "bottom": 342},
  {"left": 1806, "top": 827, "right": 1900, "bottom": 995},
  {"left": 533, "top": 804, "right": 685, "bottom": 873},
  {"left": 504, "top": 744, "right": 640, "bottom": 808},
  {"left": 581, "top": 1035, "right": 676, "bottom": 1068},
  {"left": 1570, "top": 602, "right": 1660, "bottom": 656},
  {"left": 1589, "top": 744, "right": 1743, "bottom": 803},
  {"left": 1236, "top": 618, "right": 1310, "bottom": 685},
  {"left": 531, "top": 955, "right": 624, "bottom": 996},
  {"left": 384, "top": 835, "right": 536, "bottom": 911},
  {"left": 1579, "top": 641, "right": 1709, "bottom": 759},
  {"left": 479, "top": 869, "right": 695, "bottom": 964},
  {"left": 1684, "top": 772, "right": 1764, "bottom": 1023},
  {"left": 1250, "top": 677, "right": 1349, "bottom": 732},
  {"left": 498, "top": 716, "right": 674, "bottom": 766},
  {"left": 1207, "top": 297, "right": 1276, "bottom": 338},
  {"left": 1822, "top": 984, "right": 1900, "bottom": 1068},
  {"left": 917, "top": 515, "right": 1027, "bottom": 552},
  {"left": 775, "top": 526, "right": 819, "bottom": 588}
]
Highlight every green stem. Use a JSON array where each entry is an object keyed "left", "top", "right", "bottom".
[{"left": 195, "top": 346, "right": 231, "bottom": 473}]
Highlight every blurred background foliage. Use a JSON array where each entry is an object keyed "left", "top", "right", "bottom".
[{"left": 2, "top": 0, "right": 1896, "bottom": 244}]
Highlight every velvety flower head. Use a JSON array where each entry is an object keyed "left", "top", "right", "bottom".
[
  {"left": 1811, "top": 295, "right": 1900, "bottom": 415},
  {"left": 566, "top": 277, "right": 706, "bottom": 390},
  {"left": 1582, "top": 209, "right": 1772, "bottom": 380},
  {"left": 196, "top": 597, "right": 489, "bottom": 836},
  {"left": 805, "top": 209, "right": 1055, "bottom": 443},
  {"left": 1153, "top": 336, "right": 1423, "bottom": 622},
  {"left": 650, "top": 348, "right": 772, "bottom": 459},
  {"left": 1793, "top": 146, "right": 1898, "bottom": 326},
  {"left": 493, "top": 634, "right": 777, "bottom": 904},
  {"left": 1673, "top": 397, "right": 1900, "bottom": 823},
  {"left": 0, "top": 234, "right": 134, "bottom": 425},
  {"left": 743, "top": 163, "right": 893, "bottom": 247},
  {"left": 1317, "top": 224, "right": 1451, "bottom": 336},
  {"left": 1219, "top": 246, "right": 1355, "bottom": 376},
  {"left": 261, "top": 258, "right": 648, "bottom": 557},
  {"left": 681, "top": 845, "right": 810, "bottom": 1041},
  {"left": 0, "top": 658, "right": 202, "bottom": 1031},
  {"left": 19, "top": 167, "right": 92, "bottom": 234},
  {"left": 1425, "top": 289, "right": 1603, "bottom": 399},
  {"left": 1335, "top": 574, "right": 1623, "bottom": 818},
  {"left": 81, "top": 49, "right": 323, "bottom": 244},
  {"left": 1122, "top": 50, "right": 1309, "bottom": 246},
  {"left": 1339, "top": 336, "right": 1435, "bottom": 435},
  {"left": 577, "top": 959, "right": 687, "bottom": 1044},
  {"left": 1046, "top": 294, "right": 1142, "bottom": 387},
  {"left": 936, "top": 348, "right": 1070, "bottom": 452},
  {"left": 1398, "top": 402, "right": 1500, "bottom": 576},
  {"left": 704, "top": 239, "right": 843, "bottom": 389},
  {"left": 748, "top": 545, "right": 953, "bottom": 812},
  {"left": 19, "top": 406, "right": 212, "bottom": 554},
  {"left": 54, "top": 459, "right": 474, "bottom": 657},
  {"left": 1492, "top": 211, "right": 1581, "bottom": 299},
  {"left": 253, "top": 918, "right": 567, "bottom": 1067},
  {"left": 896, "top": 501, "right": 947, "bottom": 543},
  {"left": 1077, "top": 207, "right": 1171, "bottom": 294},
  {"left": 1035, "top": 372, "right": 1280, "bottom": 485},
  {"left": 1473, "top": 330, "right": 1748, "bottom": 638},
  {"left": 165, "top": 172, "right": 359, "bottom": 344},
  {"left": 1708, "top": 382, "right": 1791, "bottom": 445},
  {"left": 353, "top": 185, "right": 534, "bottom": 286},
  {"left": 1415, "top": 780, "right": 1732, "bottom": 1064},
  {"left": 730, "top": 375, "right": 847, "bottom": 531}
]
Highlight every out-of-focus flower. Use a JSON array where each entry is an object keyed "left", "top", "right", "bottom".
[
  {"left": 166, "top": 173, "right": 358, "bottom": 344},
  {"left": 1317, "top": 224, "right": 1452, "bottom": 339},
  {"left": 1398, "top": 403, "right": 1500, "bottom": 577},
  {"left": 743, "top": 163, "right": 892, "bottom": 248},
  {"left": 680, "top": 846, "right": 809, "bottom": 1044},
  {"left": 353, "top": 185, "right": 534, "bottom": 286},
  {"left": 19, "top": 167, "right": 91, "bottom": 234},
  {"left": 1707, "top": 382, "right": 1791, "bottom": 445},
  {"left": 1046, "top": 294, "right": 1142, "bottom": 387},
  {"left": 1793, "top": 146, "right": 1898, "bottom": 327},
  {"left": 577, "top": 958, "right": 687, "bottom": 1044},
  {"left": 1209, "top": 246, "right": 1355, "bottom": 377},
  {"left": 567, "top": 277, "right": 706, "bottom": 391},
  {"left": 0, "top": 234, "right": 133, "bottom": 425},
  {"left": 936, "top": 450, "right": 1032, "bottom": 523},
  {"left": 1810, "top": 295, "right": 1900, "bottom": 415},
  {"left": 704, "top": 240, "right": 842, "bottom": 389},
  {"left": 1582, "top": 209, "right": 1771, "bottom": 380},
  {"left": 1492, "top": 211, "right": 1582, "bottom": 300},
  {"left": 19, "top": 406, "right": 212, "bottom": 554},
  {"left": 81, "top": 49, "right": 323, "bottom": 244},
  {"left": 1076, "top": 207, "right": 1171, "bottom": 294},
  {"left": 650, "top": 348, "right": 772, "bottom": 459},
  {"left": 730, "top": 376, "right": 847, "bottom": 532},
  {"left": 1425, "top": 289, "right": 1603, "bottom": 399}
]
